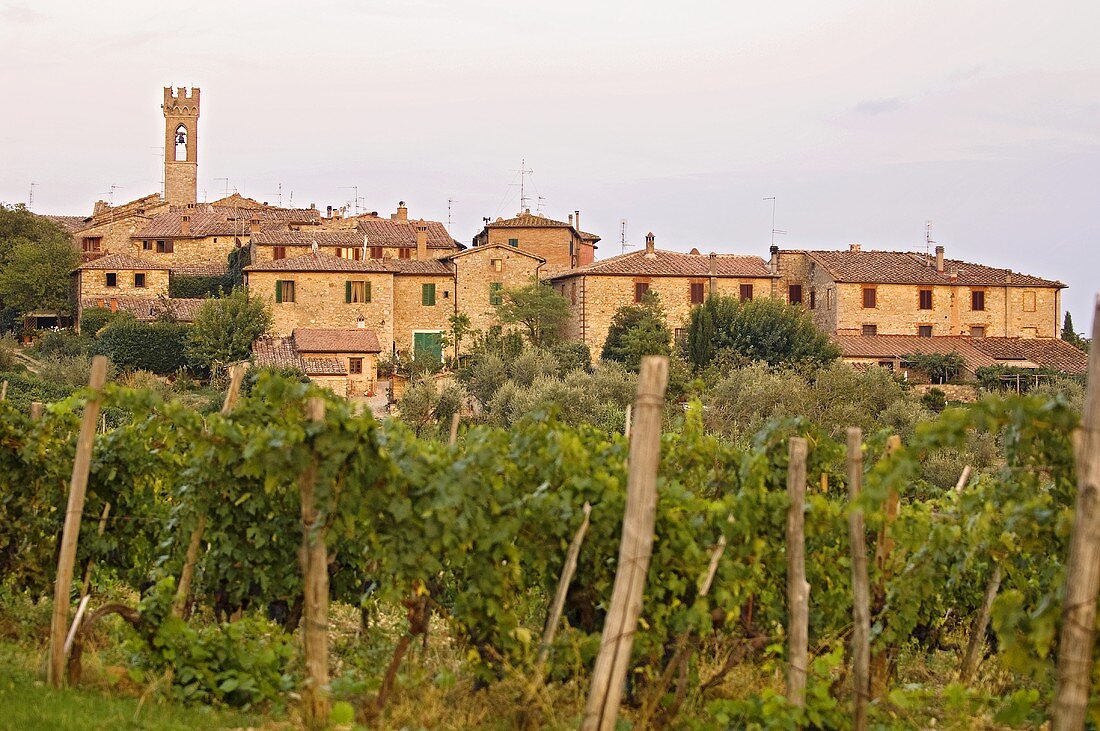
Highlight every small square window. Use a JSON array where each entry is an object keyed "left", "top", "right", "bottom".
[
  {"left": 347, "top": 280, "right": 370, "bottom": 303},
  {"left": 83, "top": 237, "right": 103, "bottom": 252},
  {"left": 862, "top": 287, "right": 877, "bottom": 309},
  {"left": 508, "top": 238, "right": 519, "bottom": 248},
  {"left": 370, "top": 246, "right": 383, "bottom": 259},
  {"left": 970, "top": 326, "right": 986, "bottom": 337},
  {"left": 862, "top": 324, "right": 877, "bottom": 336},
  {"left": 156, "top": 239, "right": 174, "bottom": 253},
  {"left": 273, "top": 246, "right": 286, "bottom": 260},
  {"left": 142, "top": 240, "right": 152, "bottom": 251},
  {"left": 349, "top": 357, "right": 364, "bottom": 375},
  {"left": 275, "top": 280, "right": 296, "bottom": 303},
  {"left": 399, "top": 248, "right": 411, "bottom": 260},
  {"left": 739, "top": 283, "right": 754, "bottom": 302},
  {"left": 918, "top": 325, "right": 933, "bottom": 337},
  {"left": 134, "top": 272, "right": 146, "bottom": 288},
  {"left": 634, "top": 282, "right": 650, "bottom": 303},
  {"left": 105, "top": 272, "right": 117, "bottom": 287},
  {"left": 918, "top": 289, "right": 933, "bottom": 310},
  {"left": 690, "top": 282, "right": 705, "bottom": 305},
  {"left": 491, "top": 258, "right": 503, "bottom": 272}
]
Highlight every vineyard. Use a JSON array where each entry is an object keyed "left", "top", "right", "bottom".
[{"left": 0, "top": 343, "right": 1098, "bottom": 729}]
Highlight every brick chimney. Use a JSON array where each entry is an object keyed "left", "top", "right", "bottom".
[
  {"left": 574, "top": 210, "right": 581, "bottom": 232},
  {"left": 181, "top": 214, "right": 191, "bottom": 236},
  {"left": 416, "top": 220, "right": 428, "bottom": 260},
  {"left": 645, "top": 231, "right": 655, "bottom": 256},
  {"left": 935, "top": 245, "right": 945, "bottom": 274},
  {"left": 709, "top": 252, "right": 718, "bottom": 296},
  {"left": 396, "top": 201, "right": 408, "bottom": 222},
  {"left": 849, "top": 243, "right": 861, "bottom": 252},
  {"left": 249, "top": 215, "right": 261, "bottom": 235},
  {"left": 769, "top": 245, "right": 780, "bottom": 274},
  {"left": 949, "top": 266, "right": 959, "bottom": 281},
  {"left": 568, "top": 213, "right": 574, "bottom": 227}
]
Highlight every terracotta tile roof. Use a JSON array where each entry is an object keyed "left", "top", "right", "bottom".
[
  {"left": 804, "top": 250, "right": 1064, "bottom": 288},
  {"left": 41, "top": 214, "right": 87, "bottom": 233},
  {"left": 243, "top": 251, "right": 452, "bottom": 275},
  {"left": 833, "top": 335, "right": 1088, "bottom": 374},
  {"left": 136, "top": 206, "right": 321, "bottom": 239},
  {"left": 549, "top": 248, "right": 773, "bottom": 279},
  {"left": 448, "top": 243, "right": 545, "bottom": 263},
  {"left": 251, "top": 336, "right": 348, "bottom": 376},
  {"left": 170, "top": 262, "right": 229, "bottom": 277},
  {"left": 355, "top": 218, "right": 460, "bottom": 249},
  {"left": 251, "top": 229, "right": 365, "bottom": 247},
  {"left": 80, "top": 296, "right": 205, "bottom": 322},
  {"left": 208, "top": 193, "right": 267, "bottom": 209},
  {"left": 86, "top": 193, "right": 165, "bottom": 226},
  {"left": 74, "top": 253, "right": 171, "bottom": 271},
  {"left": 485, "top": 211, "right": 602, "bottom": 243},
  {"left": 294, "top": 328, "right": 382, "bottom": 354}
]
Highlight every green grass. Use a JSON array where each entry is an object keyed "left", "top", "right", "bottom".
[{"left": 0, "top": 643, "right": 270, "bottom": 731}]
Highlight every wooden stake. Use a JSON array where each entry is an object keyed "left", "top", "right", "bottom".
[
  {"left": 0, "top": 379, "right": 7, "bottom": 401},
  {"left": 624, "top": 403, "right": 632, "bottom": 438},
  {"left": 47, "top": 355, "right": 108, "bottom": 686},
  {"left": 954, "top": 465, "right": 973, "bottom": 494},
  {"left": 786, "top": 437, "right": 809, "bottom": 708},
  {"left": 582, "top": 356, "right": 668, "bottom": 731},
  {"left": 959, "top": 565, "right": 1002, "bottom": 684},
  {"left": 538, "top": 502, "right": 592, "bottom": 668},
  {"left": 870, "top": 434, "right": 902, "bottom": 696},
  {"left": 30, "top": 401, "right": 43, "bottom": 421},
  {"left": 63, "top": 595, "right": 91, "bottom": 657},
  {"left": 847, "top": 428, "right": 870, "bottom": 731},
  {"left": 300, "top": 397, "right": 330, "bottom": 730},
  {"left": 1053, "top": 294, "right": 1100, "bottom": 731},
  {"left": 173, "top": 363, "right": 247, "bottom": 618},
  {"left": 448, "top": 411, "right": 460, "bottom": 446}
]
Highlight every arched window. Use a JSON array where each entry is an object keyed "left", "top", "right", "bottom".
[{"left": 174, "top": 125, "right": 188, "bottom": 161}]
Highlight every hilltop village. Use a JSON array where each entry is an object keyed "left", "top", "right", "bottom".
[{"left": 40, "top": 87, "right": 1087, "bottom": 397}]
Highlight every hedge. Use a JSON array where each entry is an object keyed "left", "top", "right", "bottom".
[{"left": 98, "top": 320, "right": 192, "bottom": 374}]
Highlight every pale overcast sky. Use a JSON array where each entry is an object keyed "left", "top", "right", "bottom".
[{"left": 1, "top": 0, "right": 1097, "bottom": 326}]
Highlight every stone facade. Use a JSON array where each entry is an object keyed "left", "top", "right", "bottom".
[
  {"left": 450, "top": 244, "right": 544, "bottom": 341},
  {"left": 163, "top": 87, "right": 199, "bottom": 205},
  {"left": 131, "top": 234, "right": 240, "bottom": 274},
  {"left": 392, "top": 273, "right": 455, "bottom": 355},
  {"left": 473, "top": 211, "right": 598, "bottom": 277},
  {"left": 76, "top": 267, "right": 170, "bottom": 299}
]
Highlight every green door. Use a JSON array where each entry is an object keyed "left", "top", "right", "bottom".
[{"left": 413, "top": 331, "right": 443, "bottom": 362}]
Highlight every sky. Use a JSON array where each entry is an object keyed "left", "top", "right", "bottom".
[{"left": 1, "top": 0, "right": 1097, "bottom": 327}]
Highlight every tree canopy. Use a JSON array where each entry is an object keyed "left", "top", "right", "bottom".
[
  {"left": 683, "top": 296, "right": 839, "bottom": 370},
  {"left": 0, "top": 204, "right": 79, "bottom": 321},
  {"left": 187, "top": 288, "right": 272, "bottom": 371},
  {"left": 493, "top": 279, "right": 571, "bottom": 347},
  {"left": 600, "top": 292, "right": 672, "bottom": 371}
]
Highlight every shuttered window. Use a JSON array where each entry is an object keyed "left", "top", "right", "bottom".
[
  {"left": 862, "top": 287, "right": 877, "bottom": 308},
  {"left": 134, "top": 272, "right": 146, "bottom": 288},
  {"left": 489, "top": 282, "right": 503, "bottom": 305},
  {"left": 634, "top": 282, "right": 650, "bottom": 303},
  {"left": 273, "top": 246, "right": 286, "bottom": 260},
  {"left": 422, "top": 283, "right": 436, "bottom": 306},
  {"left": 788, "top": 284, "right": 803, "bottom": 305},
  {"left": 370, "top": 246, "right": 383, "bottom": 259},
  {"left": 739, "top": 284, "right": 753, "bottom": 301},
  {"left": 275, "top": 280, "right": 295, "bottom": 303},
  {"left": 346, "top": 280, "right": 370, "bottom": 303},
  {"left": 918, "top": 289, "right": 933, "bottom": 310},
  {"left": 689, "top": 282, "right": 705, "bottom": 304},
  {"left": 971, "top": 289, "right": 986, "bottom": 311}
]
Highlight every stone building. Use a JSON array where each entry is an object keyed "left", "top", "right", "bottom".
[
  {"left": 252, "top": 329, "right": 382, "bottom": 397},
  {"left": 472, "top": 210, "right": 598, "bottom": 276},
  {"left": 772, "top": 244, "right": 1064, "bottom": 339},
  {"left": 163, "top": 87, "right": 200, "bottom": 205},
  {"left": 549, "top": 233, "right": 778, "bottom": 356},
  {"left": 71, "top": 253, "right": 172, "bottom": 328},
  {"left": 449, "top": 243, "right": 545, "bottom": 338}
]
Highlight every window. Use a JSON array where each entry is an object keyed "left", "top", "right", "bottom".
[
  {"left": 489, "top": 282, "right": 503, "bottom": 305},
  {"left": 82, "top": 237, "right": 103, "bottom": 252},
  {"left": 508, "top": 238, "right": 519, "bottom": 247},
  {"left": 105, "top": 272, "right": 117, "bottom": 288},
  {"left": 370, "top": 246, "right": 383, "bottom": 259},
  {"left": 918, "top": 289, "right": 933, "bottom": 310},
  {"left": 491, "top": 258, "right": 503, "bottom": 272},
  {"left": 918, "top": 325, "right": 933, "bottom": 337},
  {"left": 862, "top": 324, "right": 878, "bottom": 336},
  {"left": 788, "top": 284, "right": 803, "bottom": 305},
  {"left": 337, "top": 247, "right": 362, "bottom": 260},
  {"left": 134, "top": 272, "right": 146, "bottom": 288},
  {"left": 634, "top": 282, "right": 650, "bottom": 303},
  {"left": 1023, "top": 291, "right": 1036, "bottom": 312},
  {"left": 156, "top": 239, "right": 173, "bottom": 254},
  {"left": 349, "top": 357, "right": 364, "bottom": 375},
  {"left": 970, "top": 326, "right": 986, "bottom": 337},
  {"left": 674, "top": 328, "right": 687, "bottom": 345},
  {"left": 971, "top": 289, "right": 985, "bottom": 311},
  {"left": 275, "top": 280, "right": 296, "bottom": 303},
  {"left": 809, "top": 289, "right": 816, "bottom": 310},
  {"left": 690, "top": 282, "right": 705, "bottom": 305},
  {"left": 346, "top": 280, "right": 370, "bottom": 303},
  {"left": 142, "top": 240, "right": 153, "bottom": 251},
  {"left": 739, "top": 284, "right": 754, "bottom": 302},
  {"left": 422, "top": 283, "right": 436, "bottom": 306},
  {"left": 174, "top": 124, "right": 188, "bottom": 161},
  {"left": 862, "top": 287, "right": 877, "bottom": 309},
  {"left": 878, "top": 361, "right": 895, "bottom": 371},
  {"left": 399, "top": 248, "right": 411, "bottom": 260},
  {"left": 273, "top": 246, "right": 286, "bottom": 260}
]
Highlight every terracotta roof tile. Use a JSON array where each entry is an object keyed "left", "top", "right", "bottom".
[
  {"left": 136, "top": 206, "right": 321, "bottom": 239},
  {"left": 170, "top": 262, "right": 229, "bottom": 277},
  {"left": 251, "top": 229, "right": 365, "bottom": 247},
  {"left": 549, "top": 248, "right": 772, "bottom": 279},
  {"left": 971, "top": 337, "right": 1089, "bottom": 374},
  {"left": 41, "top": 214, "right": 87, "bottom": 233},
  {"left": 243, "top": 251, "right": 451, "bottom": 275},
  {"left": 355, "top": 218, "right": 460, "bottom": 249},
  {"left": 294, "top": 328, "right": 381, "bottom": 354},
  {"left": 805, "top": 250, "right": 1063, "bottom": 288},
  {"left": 75, "top": 253, "right": 171, "bottom": 271},
  {"left": 251, "top": 336, "right": 349, "bottom": 376},
  {"left": 485, "top": 211, "right": 601, "bottom": 243},
  {"left": 833, "top": 334, "right": 1088, "bottom": 374},
  {"left": 80, "top": 296, "right": 205, "bottom": 322}
]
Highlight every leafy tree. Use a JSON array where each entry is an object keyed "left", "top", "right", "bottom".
[
  {"left": 0, "top": 205, "right": 79, "bottom": 320},
  {"left": 601, "top": 292, "right": 672, "bottom": 370},
  {"left": 187, "top": 288, "right": 272, "bottom": 371},
  {"left": 493, "top": 279, "right": 571, "bottom": 347},
  {"left": 99, "top": 319, "right": 191, "bottom": 374},
  {"left": 902, "top": 351, "right": 966, "bottom": 384},
  {"left": 1062, "top": 311, "right": 1087, "bottom": 351},
  {"left": 684, "top": 296, "right": 839, "bottom": 371}
]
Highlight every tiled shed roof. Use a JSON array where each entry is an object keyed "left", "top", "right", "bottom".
[
  {"left": 251, "top": 336, "right": 352, "bottom": 376},
  {"left": 833, "top": 335, "right": 1088, "bottom": 374},
  {"left": 294, "top": 328, "right": 382, "bottom": 354},
  {"left": 805, "top": 250, "right": 1064, "bottom": 288},
  {"left": 972, "top": 337, "right": 1089, "bottom": 374},
  {"left": 485, "top": 211, "right": 601, "bottom": 243},
  {"left": 74, "top": 253, "right": 171, "bottom": 271},
  {"left": 356, "top": 218, "right": 460, "bottom": 249},
  {"left": 243, "top": 251, "right": 452, "bottom": 275},
  {"left": 549, "top": 248, "right": 773, "bottom": 279},
  {"left": 137, "top": 205, "right": 321, "bottom": 239},
  {"left": 42, "top": 215, "right": 87, "bottom": 233},
  {"left": 80, "top": 296, "right": 205, "bottom": 322}
]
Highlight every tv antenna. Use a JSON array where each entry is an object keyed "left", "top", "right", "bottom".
[
  {"left": 512, "top": 158, "right": 533, "bottom": 212},
  {"left": 536, "top": 196, "right": 546, "bottom": 215},
  {"left": 109, "top": 184, "right": 124, "bottom": 205},
  {"left": 213, "top": 178, "right": 230, "bottom": 199},
  {"left": 277, "top": 182, "right": 283, "bottom": 207},
  {"left": 28, "top": 181, "right": 36, "bottom": 209},
  {"left": 763, "top": 196, "right": 787, "bottom": 247},
  {"left": 925, "top": 220, "right": 935, "bottom": 256},
  {"left": 447, "top": 198, "right": 457, "bottom": 233},
  {"left": 339, "top": 186, "right": 362, "bottom": 215},
  {"left": 620, "top": 219, "right": 634, "bottom": 254}
]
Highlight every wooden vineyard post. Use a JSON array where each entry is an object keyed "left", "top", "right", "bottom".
[
  {"left": 581, "top": 356, "right": 669, "bottom": 731},
  {"left": 847, "top": 428, "right": 870, "bottom": 731},
  {"left": 47, "top": 355, "right": 108, "bottom": 686},
  {"left": 786, "top": 437, "right": 809, "bottom": 708},
  {"left": 173, "top": 362, "right": 247, "bottom": 618},
  {"left": 30, "top": 401, "right": 43, "bottom": 421},
  {"left": 1053, "top": 294, "right": 1100, "bottom": 731},
  {"left": 300, "top": 397, "right": 330, "bottom": 730},
  {"left": 449, "top": 411, "right": 460, "bottom": 446},
  {"left": 870, "top": 434, "right": 902, "bottom": 696},
  {"left": 624, "top": 403, "right": 632, "bottom": 438},
  {"left": 0, "top": 379, "right": 7, "bottom": 401},
  {"left": 538, "top": 502, "right": 592, "bottom": 669}
]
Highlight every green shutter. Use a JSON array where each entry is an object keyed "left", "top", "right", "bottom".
[
  {"left": 275, "top": 280, "right": 282, "bottom": 303},
  {"left": 345, "top": 281, "right": 352, "bottom": 303},
  {"left": 365, "top": 281, "right": 371, "bottom": 302},
  {"left": 489, "top": 282, "right": 503, "bottom": 305},
  {"left": 422, "top": 283, "right": 436, "bottom": 306}
]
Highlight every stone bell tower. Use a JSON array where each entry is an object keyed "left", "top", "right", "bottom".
[{"left": 163, "top": 86, "right": 200, "bottom": 204}]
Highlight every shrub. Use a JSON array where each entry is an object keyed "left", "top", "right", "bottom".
[
  {"left": 549, "top": 341, "right": 592, "bottom": 375},
  {"left": 187, "top": 289, "right": 272, "bottom": 372},
  {"left": 601, "top": 293, "right": 672, "bottom": 370},
  {"left": 99, "top": 319, "right": 191, "bottom": 374},
  {"left": 921, "top": 387, "right": 947, "bottom": 413},
  {"left": 169, "top": 275, "right": 225, "bottom": 299},
  {"left": 0, "top": 334, "right": 17, "bottom": 369},
  {"left": 79, "top": 307, "right": 126, "bottom": 336},
  {"left": 34, "top": 329, "right": 93, "bottom": 358}
]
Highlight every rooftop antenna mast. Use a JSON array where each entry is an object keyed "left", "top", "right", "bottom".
[
  {"left": 28, "top": 181, "right": 36, "bottom": 209},
  {"left": 925, "top": 220, "right": 935, "bottom": 257},
  {"left": 620, "top": 219, "right": 633, "bottom": 254},
  {"left": 214, "top": 178, "right": 230, "bottom": 199},
  {"left": 763, "top": 196, "right": 787, "bottom": 247},
  {"left": 339, "top": 186, "right": 361, "bottom": 215},
  {"left": 536, "top": 196, "right": 546, "bottom": 215},
  {"left": 277, "top": 182, "right": 283, "bottom": 208},
  {"left": 109, "top": 185, "right": 124, "bottom": 205},
  {"left": 447, "top": 198, "right": 457, "bottom": 234},
  {"left": 513, "top": 158, "right": 532, "bottom": 212}
]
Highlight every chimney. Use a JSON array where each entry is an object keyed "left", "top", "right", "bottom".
[
  {"left": 645, "top": 231, "right": 655, "bottom": 255},
  {"left": 574, "top": 210, "right": 581, "bottom": 232},
  {"left": 363, "top": 235, "right": 369, "bottom": 259},
  {"left": 1005, "top": 271, "right": 1014, "bottom": 284},
  {"left": 849, "top": 243, "right": 861, "bottom": 252},
  {"left": 249, "top": 215, "right": 261, "bottom": 234},
  {"left": 709, "top": 252, "right": 718, "bottom": 297},
  {"left": 181, "top": 214, "right": 191, "bottom": 235},
  {"left": 310, "top": 203, "right": 316, "bottom": 210},
  {"left": 769, "top": 245, "right": 780, "bottom": 274},
  {"left": 326, "top": 205, "right": 333, "bottom": 218},
  {"left": 396, "top": 201, "right": 408, "bottom": 222},
  {"left": 311, "top": 239, "right": 318, "bottom": 254},
  {"left": 949, "top": 267, "right": 959, "bottom": 281},
  {"left": 935, "top": 245, "right": 945, "bottom": 273},
  {"left": 416, "top": 220, "right": 428, "bottom": 260},
  {"left": 568, "top": 214, "right": 574, "bottom": 226}
]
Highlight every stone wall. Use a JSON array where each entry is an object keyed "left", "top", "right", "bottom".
[
  {"left": 484, "top": 228, "right": 578, "bottom": 276},
  {"left": 77, "top": 268, "right": 170, "bottom": 299},
  {"left": 452, "top": 247, "right": 542, "bottom": 341},
  {"left": 392, "top": 273, "right": 456, "bottom": 354},
  {"left": 301, "top": 352, "right": 379, "bottom": 396},
  {"left": 131, "top": 235, "right": 239, "bottom": 271}
]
